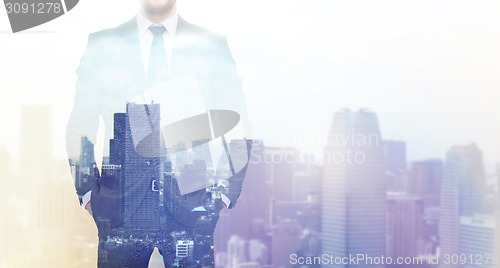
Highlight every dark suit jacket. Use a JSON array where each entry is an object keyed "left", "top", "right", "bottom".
[{"left": 66, "top": 16, "right": 252, "bottom": 229}]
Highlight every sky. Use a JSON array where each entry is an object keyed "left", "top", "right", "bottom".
[{"left": 0, "top": 0, "right": 499, "bottom": 168}]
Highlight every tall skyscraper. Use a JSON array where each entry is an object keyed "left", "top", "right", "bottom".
[
  {"left": 408, "top": 159, "right": 443, "bottom": 256},
  {"left": 439, "top": 144, "right": 486, "bottom": 268},
  {"left": 410, "top": 159, "right": 443, "bottom": 207},
  {"left": 322, "top": 109, "right": 386, "bottom": 267},
  {"left": 383, "top": 140, "right": 407, "bottom": 173},
  {"left": 74, "top": 136, "right": 97, "bottom": 198},
  {"left": 265, "top": 147, "right": 298, "bottom": 202},
  {"left": 271, "top": 220, "right": 301, "bottom": 268},
  {"left": 383, "top": 140, "right": 408, "bottom": 192},
  {"left": 123, "top": 103, "right": 163, "bottom": 231},
  {"left": 79, "top": 136, "right": 96, "bottom": 172},
  {"left": 109, "top": 113, "right": 126, "bottom": 165},
  {"left": 386, "top": 192, "right": 425, "bottom": 263}
]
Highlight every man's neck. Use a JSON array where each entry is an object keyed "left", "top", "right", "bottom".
[{"left": 140, "top": 7, "right": 177, "bottom": 24}]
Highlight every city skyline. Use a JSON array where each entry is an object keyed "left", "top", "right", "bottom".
[
  {"left": 0, "top": 105, "right": 498, "bottom": 267},
  {"left": 2, "top": 105, "right": 498, "bottom": 173}
]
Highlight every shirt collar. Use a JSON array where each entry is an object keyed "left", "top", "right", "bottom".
[{"left": 136, "top": 12, "right": 178, "bottom": 35}]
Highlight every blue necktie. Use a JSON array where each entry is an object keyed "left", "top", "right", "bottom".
[{"left": 148, "top": 24, "right": 168, "bottom": 84}]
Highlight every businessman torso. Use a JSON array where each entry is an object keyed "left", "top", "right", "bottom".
[{"left": 67, "top": 15, "right": 250, "bottom": 231}]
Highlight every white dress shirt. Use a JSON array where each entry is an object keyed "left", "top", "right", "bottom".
[{"left": 82, "top": 12, "right": 231, "bottom": 210}]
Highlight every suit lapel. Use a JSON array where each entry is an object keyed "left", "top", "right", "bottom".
[
  {"left": 169, "top": 16, "right": 197, "bottom": 78},
  {"left": 117, "top": 17, "right": 148, "bottom": 86}
]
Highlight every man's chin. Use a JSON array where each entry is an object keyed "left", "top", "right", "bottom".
[
  {"left": 144, "top": 6, "right": 172, "bottom": 15},
  {"left": 143, "top": 1, "right": 176, "bottom": 16}
]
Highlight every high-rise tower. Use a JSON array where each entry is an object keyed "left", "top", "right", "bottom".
[
  {"left": 123, "top": 103, "right": 163, "bottom": 232},
  {"left": 439, "top": 144, "right": 486, "bottom": 268},
  {"left": 322, "top": 109, "right": 386, "bottom": 267}
]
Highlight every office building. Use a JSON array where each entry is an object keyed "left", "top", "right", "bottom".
[
  {"left": 122, "top": 103, "right": 163, "bottom": 231},
  {"left": 271, "top": 220, "right": 301, "bottom": 268},
  {"left": 439, "top": 144, "right": 486, "bottom": 268},
  {"left": 458, "top": 215, "right": 495, "bottom": 268},
  {"left": 322, "top": 109, "right": 386, "bottom": 267},
  {"left": 386, "top": 192, "right": 425, "bottom": 262}
]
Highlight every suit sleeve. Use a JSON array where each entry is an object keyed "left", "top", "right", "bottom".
[
  {"left": 66, "top": 34, "right": 103, "bottom": 205},
  {"left": 212, "top": 37, "right": 252, "bottom": 209}
]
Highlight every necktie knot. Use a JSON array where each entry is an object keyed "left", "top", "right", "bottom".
[{"left": 149, "top": 25, "right": 166, "bottom": 36}]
